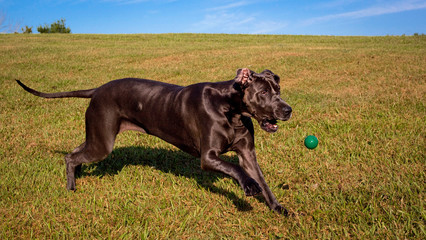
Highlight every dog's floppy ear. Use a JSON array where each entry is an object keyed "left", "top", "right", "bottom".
[
  {"left": 261, "top": 69, "right": 280, "bottom": 84},
  {"left": 234, "top": 68, "right": 254, "bottom": 87}
]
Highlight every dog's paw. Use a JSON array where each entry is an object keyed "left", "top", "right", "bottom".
[
  {"left": 243, "top": 178, "right": 262, "bottom": 196},
  {"left": 66, "top": 181, "right": 76, "bottom": 191},
  {"left": 274, "top": 204, "right": 289, "bottom": 216}
]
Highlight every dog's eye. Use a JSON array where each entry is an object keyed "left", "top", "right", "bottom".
[{"left": 260, "top": 90, "right": 268, "bottom": 95}]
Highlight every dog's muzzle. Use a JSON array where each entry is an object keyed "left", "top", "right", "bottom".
[{"left": 260, "top": 106, "right": 292, "bottom": 133}]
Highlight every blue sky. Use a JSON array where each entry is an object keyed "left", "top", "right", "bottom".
[{"left": 1, "top": 0, "right": 426, "bottom": 35}]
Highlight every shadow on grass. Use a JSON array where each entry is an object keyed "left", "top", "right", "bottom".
[{"left": 76, "top": 146, "right": 254, "bottom": 212}]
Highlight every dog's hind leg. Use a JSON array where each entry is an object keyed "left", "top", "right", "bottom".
[
  {"left": 71, "top": 142, "right": 86, "bottom": 154},
  {"left": 65, "top": 136, "right": 116, "bottom": 190},
  {"left": 70, "top": 142, "right": 86, "bottom": 176},
  {"left": 65, "top": 105, "right": 119, "bottom": 190}
]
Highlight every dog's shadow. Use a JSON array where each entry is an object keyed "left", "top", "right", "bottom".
[{"left": 77, "top": 146, "right": 254, "bottom": 212}]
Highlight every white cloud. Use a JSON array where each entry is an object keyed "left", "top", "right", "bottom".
[
  {"left": 192, "top": 1, "right": 287, "bottom": 34},
  {"left": 192, "top": 12, "right": 255, "bottom": 33},
  {"left": 206, "top": 1, "right": 251, "bottom": 12},
  {"left": 101, "top": 0, "right": 176, "bottom": 4},
  {"left": 192, "top": 11, "right": 288, "bottom": 34},
  {"left": 304, "top": 0, "right": 426, "bottom": 25},
  {"left": 313, "top": 0, "right": 361, "bottom": 9}
]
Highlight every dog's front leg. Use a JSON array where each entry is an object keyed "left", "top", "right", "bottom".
[
  {"left": 237, "top": 149, "right": 288, "bottom": 215},
  {"left": 200, "top": 150, "right": 262, "bottom": 196}
]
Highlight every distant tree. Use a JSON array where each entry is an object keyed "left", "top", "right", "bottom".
[
  {"left": 37, "top": 19, "right": 71, "bottom": 33},
  {"left": 21, "top": 25, "right": 32, "bottom": 34},
  {"left": 37, "top": 24, "right": 49, "bottom": 33}
]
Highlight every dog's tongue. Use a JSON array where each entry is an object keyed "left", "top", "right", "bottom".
[{"left": 265, "top": 121, "right": 278, "bottom": 131}]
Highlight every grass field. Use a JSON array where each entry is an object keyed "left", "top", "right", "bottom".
[{"left": 0, "top": 34, "right": 425, "bottom": 239}]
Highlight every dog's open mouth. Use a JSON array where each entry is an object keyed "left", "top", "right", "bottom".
[{"left": 261, "top": 119, "right": 278, "bottom": 132}]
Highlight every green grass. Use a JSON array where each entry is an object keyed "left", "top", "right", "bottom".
[{"left": 1, "top": 33, "right": 425, "bottom": 239}]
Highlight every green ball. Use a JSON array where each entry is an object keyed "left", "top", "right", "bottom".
[{"left": 304, "top": 135, "right": 318, "bottom": 149}]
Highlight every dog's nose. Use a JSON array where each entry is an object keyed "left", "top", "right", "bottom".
[
  {"left": 284, "top": 106, "right": 292, "bottom": 115},
  {"left": 281, "top": 106, "right": 292, "bottom": 121}
]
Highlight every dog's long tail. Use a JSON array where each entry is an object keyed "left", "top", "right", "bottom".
[{"left": 16, "top": 80, "right": 96, "bottom": 99}]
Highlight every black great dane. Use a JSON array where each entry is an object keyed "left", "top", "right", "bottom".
[{"left": 17, "top": 68, "right": 292, "bottom": 214}]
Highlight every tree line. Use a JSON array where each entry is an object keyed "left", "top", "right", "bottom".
[
  {"left": 1, "top": 12, "right": 71, "bottom": 34},
  {"left": 22, "top": 19, "right": 71, "bottom": 34}
]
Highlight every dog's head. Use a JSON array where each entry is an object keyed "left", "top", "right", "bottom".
[{"left": 234, "top": 68, "right": 292, "bottom": 133}]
